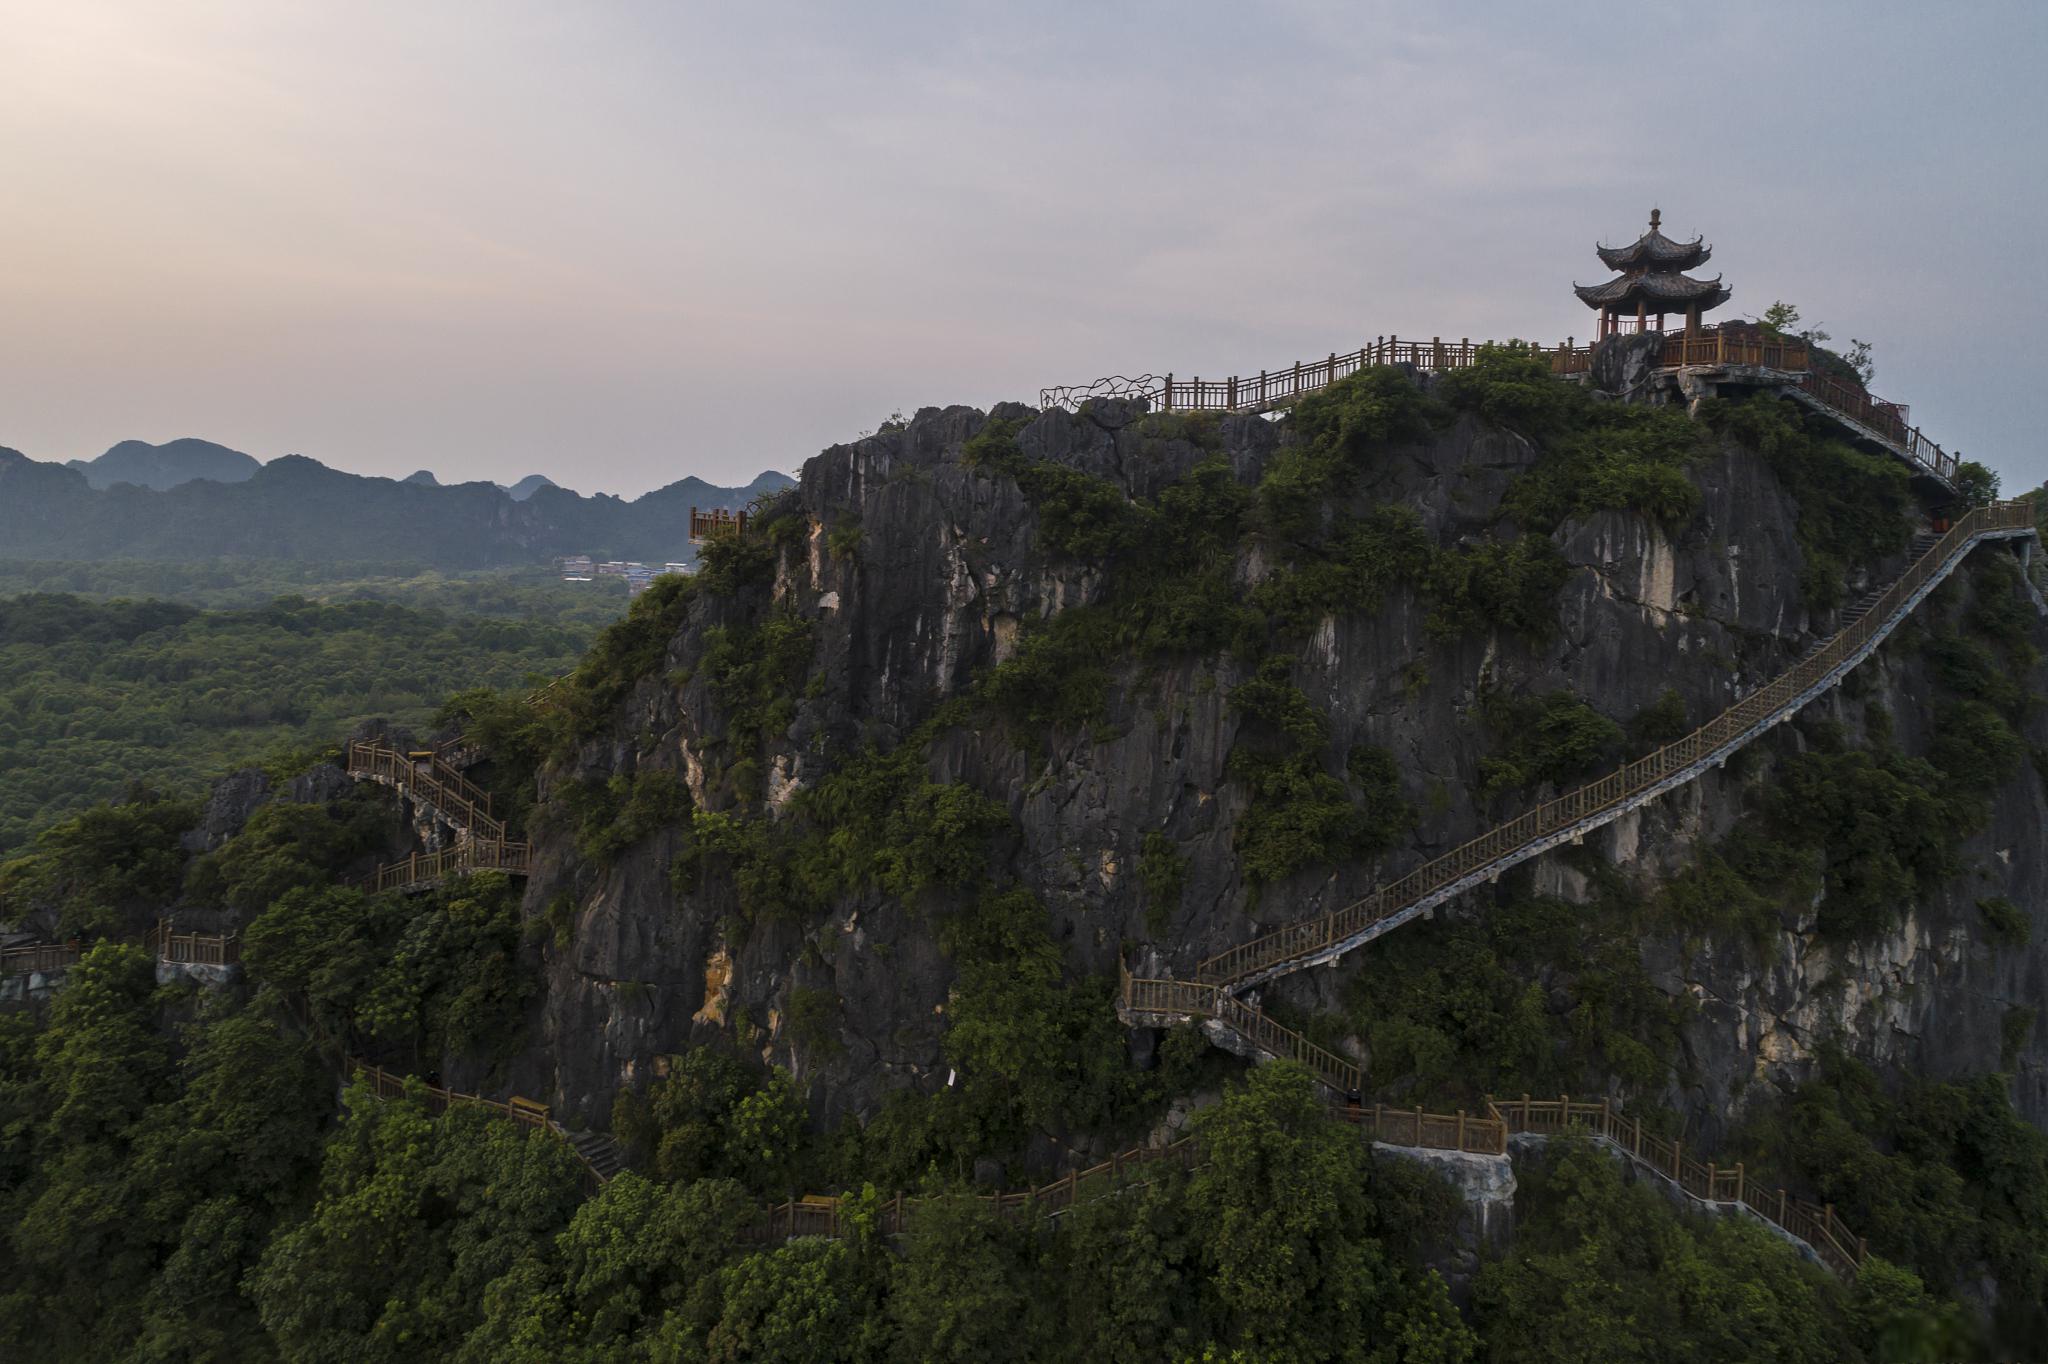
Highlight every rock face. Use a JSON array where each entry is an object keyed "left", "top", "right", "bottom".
[{"left": 501, "top": 393, "right": 2048, "bottom": 1151}]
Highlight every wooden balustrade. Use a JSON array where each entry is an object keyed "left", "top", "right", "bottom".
[
  {"left": 1492, "top": 1096, "right": 1866, "bottom": 1275},
  {"left": 347, "top": 1059, "right": 553, "bottom": 1129},
  {"left": 150, "top": 921, "right": 240, "bottom": 966},
  {"left": 1054, "top": 324, "right": 1973, "bottom": 486},
  {"left": 347, "top": 740, "right": 533, "bottom": 892},
  {"left": 346, "top": 741, "right": 507, "bottom": 844},
  {"left": 0, "top": 940, "right": 81, "bottom": 976},
  {"left": 690, "top": 507, "right": 748, "bottom": 542},
  {"left": 3, "top": 925, "right": 246, "bottom": 976},
  {"left": 367, "top": 839, "right": 534, "bottom": 893},
  {"left": 1194, "top": 501, "right": 2036, "bottom": 989}
]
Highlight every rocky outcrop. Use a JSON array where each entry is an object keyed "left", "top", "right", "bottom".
[{"left": 503, "top": 391, "right": 2048, "bottom": 1152}]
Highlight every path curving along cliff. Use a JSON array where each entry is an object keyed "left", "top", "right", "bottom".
[{"left": 1124, "top": 500, "right": 2038, "bottom": 1091}]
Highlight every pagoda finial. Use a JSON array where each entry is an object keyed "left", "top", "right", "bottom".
[{"left": 1649, "top": 207, "right": 1661, "bottom": 232}]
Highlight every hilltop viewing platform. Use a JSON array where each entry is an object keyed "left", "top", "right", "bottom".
[{"left": 1043, "top": 213, "right": 1966, "bottom": 490}]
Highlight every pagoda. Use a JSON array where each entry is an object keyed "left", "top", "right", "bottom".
[{"left": 1574, "top": 209, "right": 1731, "bottom": 339}]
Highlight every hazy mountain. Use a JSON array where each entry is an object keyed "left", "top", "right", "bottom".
[
  {"left": 65, "top": 437, "right": 261, "bottom": 491},
  {"left": 402, "top": 469, "right": 440, "bottom": 487},
  {"left": 0, "top": 447, "right": 794, "bottom": 567},
  {"left": 504, "top": 474, "right": 557, "bottom": 500}
]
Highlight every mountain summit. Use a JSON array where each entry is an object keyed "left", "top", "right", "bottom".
[{"left": 65, "top": 437, "right": 261, "bottom": 491}]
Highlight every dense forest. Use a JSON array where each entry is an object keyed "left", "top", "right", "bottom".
[
  {"left": 0, "top": 780, "right": 2019, "bottom": 1361},
  {"left": 0, "top": 582, "right": 613, "bottom": 852}
]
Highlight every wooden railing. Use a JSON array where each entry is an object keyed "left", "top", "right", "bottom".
[
  {"left": 742, "top": 1134, "right": 1204, "bottom": 1244},
  {"left": 3, "top": 926, "right": 242, "bottom": 976},
  {"left": 150, "top": 921, "right": 240, "bottom": 966},
  {"left": 690, "top": 506, "right": 748, "bottom": 542},
  {"left": 1493, "top": 1096, "right": 1866, "bottom": 1275},
  {"left": 366, "top": 839, "right": 533, "bottom": 893},
  {"left": 348, "top": 1058, "right": 553, "bottom": 1130},
  {"left": 0, "top": 940, "right": 81, "bottom": 976},
  {"left": 1797, "top": 371, "right": 1957, "bottom": 481},
  {"left": 1044, "top": 324, "right": 1977, "bottom": 485},
  {"left": 345, "top": 740, "right": 507, "bottom": 843},
  {"left": 1195, "top": 500, "right": 2037, "bottom": 989}
]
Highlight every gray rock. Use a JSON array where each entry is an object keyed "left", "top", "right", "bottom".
[
  {"left": 498, "top": 390, "right": 2048, "bottom": 1153},
  {"left": 180, "top": 769, "right": 272, "bottom": 853}
]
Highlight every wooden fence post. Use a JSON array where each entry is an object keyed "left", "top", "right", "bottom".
[
  {"left": 1735, "top": 1162, "right": 1744, "bottom": 1206},
  {"left": 1457, "top": 1110, "right": 1467, "bottom": 1151},
  {"left": 1672, "top": 1139, "right": 1683, "bottom": 1182}
]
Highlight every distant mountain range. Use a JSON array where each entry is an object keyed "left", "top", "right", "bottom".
[
  {"left": 0, "top": 442, "right": 794, "bottom": 567},
  {"left": 67, "top": 437, "right": 262, "bottom": 491}
]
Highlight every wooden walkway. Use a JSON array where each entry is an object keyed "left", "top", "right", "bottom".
[
  {"left": 344, "top": 741, "right": 532, "bottom": 893},
  {"left": 347, "top": 1058, "right": 621, "bottom": 1194},
  {"left": 1190, "top": 500, "right": 2035, "bottom": 992},
  {"left": 1120, "top": 498, "right": 2038, "bottom": 1277},
  {"left": 1, "top": 922, "right": 239, "bottom": 977},
  {"left": 1040, "top": 325, "right": 1962, "bottom": 486}
]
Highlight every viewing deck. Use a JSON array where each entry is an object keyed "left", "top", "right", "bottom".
[{"left": 1042, "top": 324, "right": 1963, "bottom": 488}]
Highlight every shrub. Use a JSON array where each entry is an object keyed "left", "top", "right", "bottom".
[
  {"left": 1477, "top": 690, "right": 1623, "bottom": 799},
  {"left": 557, "top": 769, "right": 690, "bottom": 866},
  {"left": 1979, "top": 896, "right": 2030, "bottom": 947},
  {"left": 1226, "top": 661, "right": 1412, "bottom": 881},
  {"left": 1423, "top": 534, "right": 1569, "bottom": 641},
  {"left": 1627, "top": 687, "right": 1690, "bottom": 750},
  {"left": 1137, "top": 831, "right": 1187, "bottom": 935},
  {"left": 1436, "top": 341, "right": 1578, "bottom": 437}
]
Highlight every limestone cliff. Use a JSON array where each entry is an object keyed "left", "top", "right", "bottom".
[{"left": 494, "top": 381, "right": 2048, "bottom": 1155}]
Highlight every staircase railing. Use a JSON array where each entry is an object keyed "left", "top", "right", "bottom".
[
  {"left": 365, "top": 839, "right": 534, "bottom": 894},
  {"left": 1492, "top": 1095, "right": 1866, "bottom": 1275},
  {"left": 345, "top": 741, "right": 507, "bottom": 844},
  {"left": 1194, "top": 500, "right": 2037, "bottom": 990}
]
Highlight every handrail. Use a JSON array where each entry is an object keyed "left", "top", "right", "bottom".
[
  {"left": 1195, "top": 501, "right": 2037, "bottom": 990},
  {"left": 0, "top": 940, "right": 81, "bottom": 976},
  {"left": 1041, "top": 325, "right": 1963, "bottom": 486},
  {"left": 150, "top": 921, "right": 240, "bottom": 966},
  {"left": 1491, "top": 1095, "right": 1866, "bottom": 1276},
  {"left": 1115, "top": 965, "right": 1867, "bottom": 1276},
  {"left": 345, "top": 741, "right": 508, "bottom": 844},
  {"left": 2, "top": 927, "right": 243, "bottom": 975},
  {"left": 364, "top": 839, "right": 534, "bottom": 893}
]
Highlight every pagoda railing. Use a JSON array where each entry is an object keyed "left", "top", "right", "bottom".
[{"left": 1041, "top": 325, "right": 1966, "bottom": 485}]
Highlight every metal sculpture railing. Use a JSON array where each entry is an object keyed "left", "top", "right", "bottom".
[
  {"left": 1193, "top": 500, "right": 2037, "bottom": 990},
  {"left": 1041, "top": 325, "right": 1965, "bottom": 485}
]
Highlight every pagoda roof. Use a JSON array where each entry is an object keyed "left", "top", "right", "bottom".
[
  {"left": 1594, "top": 209, "right": 1713, "bottom": 272},
  {"left": 1573, "top": 271, "right": 1731, "bottom": 310},
  {"left": 1596, "top": 228, "right": 1711, "bottom": 272}
]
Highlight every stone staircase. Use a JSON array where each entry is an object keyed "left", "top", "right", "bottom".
[{"left": 565, "top": 1128, "right": 627, "bottom": 1182}]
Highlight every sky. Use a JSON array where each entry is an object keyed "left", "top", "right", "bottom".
[{"left": 0, "top": 0, "right": 2042, "bottom": 497}]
